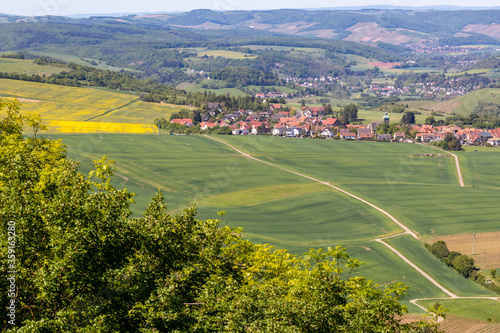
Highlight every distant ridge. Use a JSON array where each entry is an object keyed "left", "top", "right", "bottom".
[{"left": 22, "top": 5, "right": 500, "bottom": 19}]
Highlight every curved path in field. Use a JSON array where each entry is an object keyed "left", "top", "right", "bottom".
[
  {"left": 204, "top": 136, "right": 499, "bottom": 317},
  {"left": 420, "top": 144, "right": 464, "bottom": 187}
]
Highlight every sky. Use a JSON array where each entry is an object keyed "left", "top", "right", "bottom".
[{"left": 1, "top": 0, "right": 499, "bottom": 16}]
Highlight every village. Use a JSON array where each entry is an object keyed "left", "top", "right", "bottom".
[{"left": 169, "top": 103, "right": 500, "bottom": 147}]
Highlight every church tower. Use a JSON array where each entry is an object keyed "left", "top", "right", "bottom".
[{"left": 383, "top": 112, "right": 390, "bottom": 124}]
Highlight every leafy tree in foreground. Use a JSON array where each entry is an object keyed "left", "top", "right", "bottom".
[{"left": 0, "top": 98, "right": 438, "bottom": 331}]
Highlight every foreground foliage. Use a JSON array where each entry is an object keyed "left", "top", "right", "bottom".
[{"left": 0, "top": 99, "right": 438, "bottom": 331}]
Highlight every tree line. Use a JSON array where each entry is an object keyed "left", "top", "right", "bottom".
[{"left": 426, "top": 240, "right": 500, "bottom": 295}]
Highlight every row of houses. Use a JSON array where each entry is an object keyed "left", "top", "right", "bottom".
[
  {"left": 171, "top": 106, "right": 500, "bottom": 145},
  {"left": 414, "top": 125, "right": 500, "bottom": 146}
]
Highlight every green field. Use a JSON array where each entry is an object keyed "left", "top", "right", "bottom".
[
  {"left": 446, "top": 68, "right": 495, "bottom": 77},
  {"left": 417, "top": 299, "right": 500, "bottom": 322},
  {"left": 0, "top": 57, "right": 64, "bottom": 75},
  {"left": 242, "top": 45, "right": 326, "bottom": 58},
  {"left": 41, "top": 134, "right": 500, "bottom": 318},
  {"left": 216, "top": 137, "right": 500, "bottom": 238},
  {"left": 181, "top": 80, "right": 249, "bottom": 97},
  {"left": 452, "top": 88, "right": 500, "bottom": 115},
  {"left": 28, "top": 51, "right": 140, "bottom": 72},
  {"left": 406, "top": 88, "right": 500, "bottom": 115},
  {"left": 357, "top": 108, "right": 447, "bottom": 124},
  {"left": 49, "top": 133, "right": 470, "bottom": 313},
  {"left": 386, "top": 235, "right": 494, "bottom": 297}
]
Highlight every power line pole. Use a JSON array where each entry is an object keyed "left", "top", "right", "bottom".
[{"left": 472, "top": 233, "right": 475, "bottom": 255}]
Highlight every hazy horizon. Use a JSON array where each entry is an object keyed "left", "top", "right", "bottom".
[{"left": 1, "top": 0, "right": 500, "bottom": 17}]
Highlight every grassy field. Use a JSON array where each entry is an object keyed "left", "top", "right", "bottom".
[
  {"left": 386, "top": 235, "right": 495, "bottom": 297},
  {"left": 446, "top": 68, "right": 495, "bottom": 77},
  {"left": 39, "top": 133, "right": 500, "bottom": 317},
  {"left": 417, "top": 299, "right": 500, "bottom": 323},
  {"left": 48, "top": 133, "right": 460, "bottom": 313},
  {"left": 245, "top": 85, "right": 300, "bottom": 95},
  {"left": 218, "top": 137, "right": 500, "bottom": 238},
  {"left": 242, "top": 45, "right": 326, "bottom": 58},
  {"left": 0, "top": 58, "right": 63, "bottom": 75},
  {"left": 357, "top": 108, "right": 447, "bottom": 124},
  {"left": 196, "top": 50, "right": 257, "bottom": 59},
  {"left": 181, "top": 81, "right": 248, "bottom": 97},
  {"left": 0, "top": 79, "right": 181, "bottom": 132},
  {"left": 28, "top": 51, "right": 140, "bottom": 72}
]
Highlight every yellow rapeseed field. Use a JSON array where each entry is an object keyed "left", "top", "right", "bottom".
[
  {"left": 0, "top": 79, "right": 186, "bottom": 133},
  {"left": 45, "top": 120, "right": 157, "bottom": 134}
]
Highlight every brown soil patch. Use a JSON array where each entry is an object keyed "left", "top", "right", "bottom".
[
  {"left": 297, "top": 29, "right": 338, "bottom": 39},
  {"left": 272, "top": 21, "right": 317, "bottom": 35},
  {"left": 245, "top": 20, "right": 272, "bottom": 30},
  {"left": 429, "top": 231, "right": 500, "bottom": 269},
  {"left": 344, "top": 22, "right": 423, "bottom": 45},
  {"left": 429, "top": 100, "right": 464, "bottom": 114},
  {"left": 462, "top": 24, "right": 500, "bottom": 40},
  {"left": 369, "top": 61, "right": 401, "bottom": 69},
  {"left": 175, "top": 22, "right": 232, "bottom": 30},
  {"left": 439, "top": 315, "right": 500, "bottom": 333},
  {"left": 17, "top": 98, "right": 40, "bottom": 103}
]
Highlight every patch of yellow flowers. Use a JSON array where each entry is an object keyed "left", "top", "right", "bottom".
[{"left": 46, "top": 120, "right": 157, "bottom": 134}]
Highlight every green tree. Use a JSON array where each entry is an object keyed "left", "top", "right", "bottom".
[
  {"left": 425, "top": 116, "right": 436, "bottom": 125},
  {"left": 430, "top": 240, "right": 450, "bottom": 259},
  {"left": 400, "top": 111, "right": 416, "bottom": 125},
  {"left": 490, "top": 268, "right": 497, "bottom": 278},
  {"left": 451, "top": 255, "right": 476, "bottom": 278},
  {"left": 427, "top": 302, "right": 449, "bottom": 322}
]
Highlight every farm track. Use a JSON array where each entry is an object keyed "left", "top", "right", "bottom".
[
  {"left": 204, "top": 135, "right": 499, "bottom": 316},
  {"left": 85, "top": 98, "right": 139, "bottom": 121}
]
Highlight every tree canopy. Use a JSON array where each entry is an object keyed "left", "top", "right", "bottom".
[{"left": 0, "top": 98, "right": 438, "bottom": 332}]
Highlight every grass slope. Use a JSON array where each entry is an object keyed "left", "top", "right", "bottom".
[
  {"left": 386, "top": 235, "right": 494, "bottom": 297},
  {"left": 219, "top": 136, "right": 500, "bottom": 237},
  {"left": 0, "top": 57, "right": 63, "bottom": 75},
  {"left": 43, "top": 134, "right": 500, "bottom": 316},
  {"left": 417, "top": 299, "right": 500, "bottom": 323}
]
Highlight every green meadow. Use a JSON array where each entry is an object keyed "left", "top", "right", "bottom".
[
  {"left": 386, "top": 235, "right": 494, "bottom": 297},
  {"left": 43, "top": 134, "right": 500, "bottom": 317},
  {"left": 0, "top": 57, "right": 63, "bottom": 75},
  {"left": 219, "top": 137, "right": 500, "bottom": 238},
  {"left": 417, "top": 299, "right": 500, "bottom": 322}
]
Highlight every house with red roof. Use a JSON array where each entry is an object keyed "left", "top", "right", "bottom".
[
  {"left": 321, "top": 118, "right": 342, "bottom": 127},
  {"left": 170, "top": 118, "right": 193, "bottom": 126}
]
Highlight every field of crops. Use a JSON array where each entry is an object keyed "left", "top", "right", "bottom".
[
  {"left": 45, "top": 120, "right": 157, "bottom": 134},
  {"left": 451, "top": 88, "right": 500, "bottom": 115},
  {"left": 41, "top": 133, "right": 500, "bottom": 318},
  {"left": 417, "top": 299, "right": 500, "bottom": 324},
  {"left": 220, "top": 136, "right": 500, "bottom": 238},
  {"left": 181, "top": 82, "right": 249, "bottom": 97},
  {"left": 0, "top": 79, "right": 180, "bottom": 133},
  {"left": 386, "top": 235, "right": 494, "bottom": 297},
  {"left": 50, "top": 133, "right": 462, "bottom": 313},
  {"left": 0, "top": 57, "right": 63, "bottom": 75}
]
